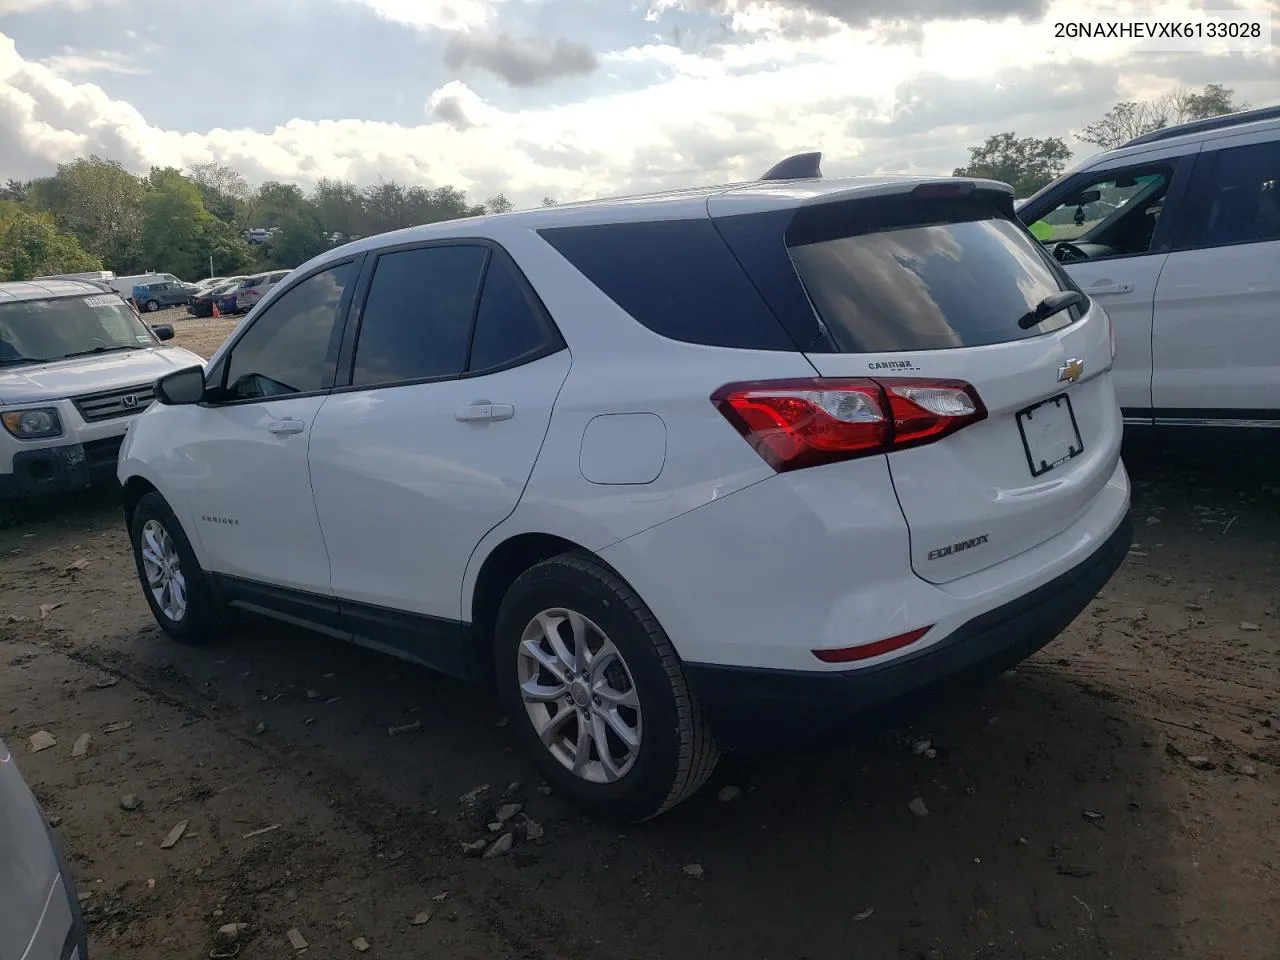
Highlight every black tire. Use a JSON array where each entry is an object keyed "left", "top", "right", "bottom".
[
  {"left": 144, "top": 299, "right": 159, "bottom": 312},
  {"left": 494, "top": 551, "right": 719, "bottom": 821},
  {"left": 129, "top": 491, "right": 224, "bottom": 644}
]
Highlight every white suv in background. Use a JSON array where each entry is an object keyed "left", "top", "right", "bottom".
[
  {"left": 1018, "top": 104, "right": 1280, "bottom": 440},
  {"left": 0, "top": 280, "right": 204, "bottom": 508},
  {"left": 118, "top": 159, "right": 1132, "bottom": 820}
]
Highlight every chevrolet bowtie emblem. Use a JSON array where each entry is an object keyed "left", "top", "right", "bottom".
[{"left": 1057, "top": 358, "right": 1084, "bottom": 384}]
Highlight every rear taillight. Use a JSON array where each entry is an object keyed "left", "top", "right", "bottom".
[{"left": 711, "top": 377, "right": 986, "bottom": 472}]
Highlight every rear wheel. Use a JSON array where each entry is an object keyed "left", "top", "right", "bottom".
[
  {"left": 144, "top": 299, "right": 160, "bottom": 312},
  {"left": 494, "top": 551, "right": 719, "bottom": 821},
  {"left": 129, "top": 492, "right": 224, "bottom": 643}
]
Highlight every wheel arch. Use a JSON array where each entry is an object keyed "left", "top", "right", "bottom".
[
  {"left": 120, "top": 473, "right": 209, "bottom": 568},
  {"left": 468, "top": 532, "right": 629, "bottom": 684}
]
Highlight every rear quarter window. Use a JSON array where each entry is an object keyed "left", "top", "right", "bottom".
[
  {"left": 789, "top": 214, "right": 1079, "bottom": 353},
  {"left": 538, "top": 218, "right": 794, "bottom": 351}
]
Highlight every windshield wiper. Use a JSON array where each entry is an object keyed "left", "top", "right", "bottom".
[
  {"left": 55, "top": 344, "right": 144, "bottom": 360},
  {"left": 1018, "top": 290, "right": 1085, "bottom": 330}
]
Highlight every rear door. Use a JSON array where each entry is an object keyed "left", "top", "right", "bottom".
[
  {"left": 714, "top": 183, "right": 1120, "bottom": 585},
  {"left": 308, "top": 241, "right": 570, "bottom": 646}
]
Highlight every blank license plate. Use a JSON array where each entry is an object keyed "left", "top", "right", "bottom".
[{"left": 1017, "top": 394, "right": 1083, "bottom": 477}]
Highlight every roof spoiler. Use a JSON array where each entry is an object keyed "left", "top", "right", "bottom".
[{"left": 759, "top": 151, "right": 822, "bottom": 181}]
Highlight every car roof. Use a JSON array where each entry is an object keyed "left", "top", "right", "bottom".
[
  {"left": 321, "top": 173, "right": 1011, "bottom": 263},
  {"left": 1076, "top": 111, "right": 1280, "bottom": 172},
  {"left": 0, "top": 278, "right": 119, "bottom": 304}
]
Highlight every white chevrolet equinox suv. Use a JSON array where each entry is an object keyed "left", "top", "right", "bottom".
[{"left": 118, "top": 156, "right": 1133, "bottom": 820}]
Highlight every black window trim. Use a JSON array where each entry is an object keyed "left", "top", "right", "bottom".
[
  {"left": 1016, "top": 154, "right": 1197, "bottom": 264},
  {"left": 201, "top": 255, "right": 364, "bottom": 408},
  {"left": 330, "top": 236, "right": 566, "bottom": 397},
  {"left": 1169, "top": 141, "right": 1280, "bottom": 253}
]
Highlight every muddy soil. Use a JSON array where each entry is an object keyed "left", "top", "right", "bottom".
[{"left": 1, "top": 316, "right": 1276, "bottom": 959}]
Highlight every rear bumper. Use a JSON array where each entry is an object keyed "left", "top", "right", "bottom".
[{"left": 685, "top": 511, "right": 1132, "bottom": 754}]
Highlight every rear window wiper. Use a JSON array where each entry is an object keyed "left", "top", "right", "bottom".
[
  {"left": 1018, "top": 290, "right": 1085, "bottom": 330},
  {"left": 56, "top": 344, "right": 143, "bottom": 360}
]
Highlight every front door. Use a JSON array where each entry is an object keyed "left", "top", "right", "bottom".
[
  {"left": 1151, "top": 132, "right": 1280, "bottom": 423},
  {"left": 1018, "top": 149, "right": 1198, "bottom": 421},
  {"left": 308, "top": 243, "right": 570, "bottom": 643},
  {"left": 175, "top": 259, "right": 359, "bottom": 593}
]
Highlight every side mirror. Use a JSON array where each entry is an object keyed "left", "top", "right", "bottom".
[
  {"left": 155, "top": 366, "right": 206, "bottom": 406},
  {"left": 151, "top": 323, "right": 175, "bottom": 341}
]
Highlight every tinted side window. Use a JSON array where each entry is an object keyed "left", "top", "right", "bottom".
[
  {"left": 538, "top": 219, "right": 793, "bottom": 350},
  {"left": 468, "top": 256, "right": 555, "bottom": 373},
  {"left": 352, "top": 245, "right": 488, "bottom": 387},
  {"left": 1181, "top": 141, "right": 1280, "bottom": 248},
  {"left": 224, "top": 262, "right": 355, "bottom": 400}
]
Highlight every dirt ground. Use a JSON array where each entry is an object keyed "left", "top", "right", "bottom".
[{"left": 1, "top": 312, "right": 1277, "bottom": 959}]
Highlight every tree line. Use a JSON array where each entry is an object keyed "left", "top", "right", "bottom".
[
  {"left": 0, "top": 159, "right": 546, "bottom": 283},
  {"left": 953, "top": 83, "right": 1246, "bottom": 197},
  {"left": 0, "top": 83, "right": 1248, "bottom": 283}
]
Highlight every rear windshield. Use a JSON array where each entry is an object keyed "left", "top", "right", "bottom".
[
  {"left": 789, "top": 215, "right": 1078, "bottom": 353},
  {"left": 0, "top": 294, "right": 154, "bottom": 367}
]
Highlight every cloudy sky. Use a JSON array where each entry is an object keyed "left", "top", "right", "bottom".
[{"left": 1, "top": 0, "right": 1276, "bottom": 207}]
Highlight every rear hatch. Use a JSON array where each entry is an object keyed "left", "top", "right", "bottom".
[{"left": 711, "top": 181, "right": 1120, "bottom": 585}]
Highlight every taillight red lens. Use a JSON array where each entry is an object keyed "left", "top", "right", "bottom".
[{"left": 712, "top": 377, "right": 986, "bottom": 472}]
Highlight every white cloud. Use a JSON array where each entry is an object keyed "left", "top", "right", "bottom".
[
  {"left": 2, "top": 0, "right": 1277, "bottom": 207},
  {"left": 0, "top": 0, "right": 118, "bottom": 10},
  {"left": 39, "top": 48, "right": 148, "bottom": 76},
  {"left": 341, "top": 0, "right": 503, "bottom": 31}
]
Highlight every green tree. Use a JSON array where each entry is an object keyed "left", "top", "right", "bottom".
[
  {"left": 1170, "top": 83, "right": 1247, "bottom": 123},
  {"left": 27, "top": 157, "right": 145, "bottom": 270},
  {"left": 205, "top": 219, "right": 256, "bottom": 275},
  {"left": 189, "top": 161, "right": 250, "bottom": 225},
  {"left": 484, "top": 193, "right": 514, "bottom": 214},
  {"left": 953, "top": 133, "right": 1072, "bottom": 197},
  {"left": 1077, "top": 85, "right": 1247, "bottom": 151},
  {"left": 141, "top": 175, "right": 213, "bottom": 279},
  {"left": 0, "top": 209, "right": 103, "bottom": 281},
  {"left": 268, "top": 210, "right": 328, "bottom": 268},
  {"left": 312, "top": 178, "right": 364, "bottom": 237},
  {"left": 251, "top": 182, "right": 313, "bottom": 228}
]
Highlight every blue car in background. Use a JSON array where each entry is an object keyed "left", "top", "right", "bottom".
[{"left": 131, "top": 280, "right": 194, "bottom": 313}]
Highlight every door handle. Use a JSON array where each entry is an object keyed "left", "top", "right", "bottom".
[
  {"left": 267, "top": 419, "right": 306, "bottom": 435},
  {"left": 1088, "top": 281, "right": 1134, "bottom": 296},
  {"left": 454, "top": 402, "right": 514, "bottom": 423}
]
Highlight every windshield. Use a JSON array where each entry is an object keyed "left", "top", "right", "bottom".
[{"left": 0, "top": 294, "right": 155, "bottom": 367}]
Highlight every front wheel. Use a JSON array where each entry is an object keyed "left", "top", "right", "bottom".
[
  {"left": 129, "top": 492, "right": 224, "bottom": 644},
  {"left": 494, "top": 552, "right": 719, "bottom": 821}
]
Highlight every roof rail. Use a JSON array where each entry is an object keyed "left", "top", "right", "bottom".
[
  {"left": 1122, "top": 104, "right": 1280, "bottom": 148},
  {"left": 759, "top": 151, "right": 822, "bottom": 181}
]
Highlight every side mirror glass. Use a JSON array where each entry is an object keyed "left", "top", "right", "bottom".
[
  {"left": 155, "top": 366, "right": 206, "bottom": 405},
  {"left": 151, "top": 323, "right": 175, "bottom": 341}
]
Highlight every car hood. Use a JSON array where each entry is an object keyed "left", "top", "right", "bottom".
[
  {"left": 0, "top": 346, "right": 206, "bottom": 405},
  {"left": 0, "top": 738, "right": 58, "bottom": 960}
]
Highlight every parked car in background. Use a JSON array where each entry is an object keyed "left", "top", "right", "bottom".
[
  {"left": 0, "top": 737, "right": 90, "bottom": 960},
  {"left": 1018, "top": 104, "right": 1280, "bottom": 441},
  {"left": 187, "top": 279, "right": 245, "bottom": 318},
  {"left": 132, "top": 279, "right": 196, "bottom": 313},
  {"left": 1, "top": 279, "right": 203, "bottom": 504},
  {"left": 119, "top": 156, "right": 1131, "bottom": 821},
  {"left": 227, "top": 270, "right": 290, "bottom": 314},
  {"left": 108, "top": 273, "right": 180, "bottom": 299}
]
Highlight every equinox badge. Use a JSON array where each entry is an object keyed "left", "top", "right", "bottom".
[{"left": 1057, "top": 358, "right": 1084, "bottom": 384}]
